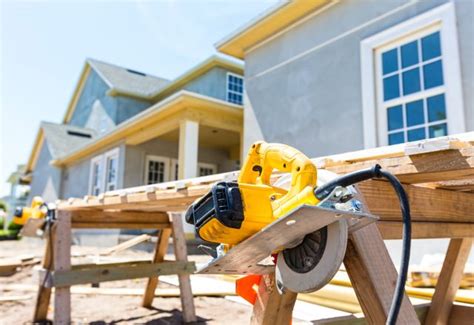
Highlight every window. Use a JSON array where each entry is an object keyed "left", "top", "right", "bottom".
[
  {"left": 105, "top": 150, "right": 119, "bottom": 191},
  {"left": 380, "top": 30, "right": 448, "bottom": 145},
  {"left": 360, "top": 3, "right": 465, "bottom": 148},
  {"left": 226, "top": 72, "right": 244, "bottom": 105},
  {"left": 89, "top": 148, "right": 119, "bottom": 195},
  {"left": 145, "top": 156, "right": 170, "bottom": 185},
  {"left": 198, "top": 163, "right": 217, "bottom": 176}
]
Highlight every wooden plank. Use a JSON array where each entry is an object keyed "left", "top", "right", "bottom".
[
  {"left": 72, "top": 222, "right": 171, "bottom": 229},
  {"left": 32, "top": 225, "right": 53, "bottom": 322},
  {"left": 359, "top": 180, "right": 474, "bottom": 223},
  {"left": 404, "top": 138, "right": 469, "bottom": 155},
  {"left": 317, "top": 303, "right": 473, "bottom": 325},
  {"left": 170, "top": 212, "right": 197, "bottom": 323},
  {"left": 69, "top": 210, "right": 170, "bottom": 223},
  {"left": 250, "top": 273, "right": 297, "bottom": 325},
  {"left": 378, "top": 221, "right": 474, "bottom": 239},
  {"left": 425, "top": 238, "right": 473, "bottom": 325},
  {"left": 42, "top": 261, "right": 195, "bottom": 287},
  {"left": 197, "top": 206, "right": 376, "bottom": 275},
  {"left": 323, "top": 147, "right": 474, "bottom": 184},
  {"left": 101, "top": 234, "right": 151, "bottom": 255},
  {"left": 70, "top": 259, "right": 152, "bottom": 270},
  {"left": 142, "top": 228, "right": 172, "bottom": 307},
  {"left": 53, "top": 211, "right": 72, "bottom": 325},
  {"left": 343, "top": 189, "right": 418, "bottom": 324}
]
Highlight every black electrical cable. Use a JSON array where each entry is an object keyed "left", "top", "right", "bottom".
[{"left": 315, "top": 164, "right": 411, "bottom": 325}]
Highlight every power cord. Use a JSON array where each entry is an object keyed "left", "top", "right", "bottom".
[{"left": 314, "top": 164, "right": 411, "bottom": 325}]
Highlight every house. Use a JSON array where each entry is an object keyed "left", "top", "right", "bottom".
[
  {"left": 25, "top": 56, "right": 244, "bottom": 203},
  {"left": 216, "top": 0, "right": 472, "bottom": 158}
]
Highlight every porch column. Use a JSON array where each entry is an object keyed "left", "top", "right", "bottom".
[{"left": 178, "top": 120, "right": 199, "bottom": 179}]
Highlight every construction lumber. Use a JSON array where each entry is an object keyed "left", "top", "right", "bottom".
[
  {"left": 359, "top": 180, "right": 474, "bottom": 223},
  {"left": 170, "top": 212, "right": 197, "bottom": 323},
  {"left": 321, "top": 147, "right": 474, "bottom": 184},
  {"left": 40, "top": 261, "right": 195, "bottom": 287},
  {"left": 378, "top": 221, "right": 474, "bottom": 239},
  {"left": 0, "top": 258, "right": 22, "bottom": 276},
  {"left": 2, "top": 283, "right": 236, "bottom": 297},
  {"left": 142, "top": 228, "right": 172, "bottom": 307},
  {"left": 425, "top": 238, "right": 473, "bottom": 325},
  {"left": 250, "top": 273, "right": 297, "bottom": 325},
  {"left": 53, "top": 211, "right": 72, "bottom": 325},
  {"left": 102, "top": 234, "right": 151, "bottom": 255},
  {"left": 32, "top": 224, "right": 53, "bottom": 322},
  {"left": 343, "top": 189, "right": 418, "bottom": 324},
  {"left": 70, "top": 210, "right": 171, "bottom": 229},
  {"left": 0, "top": 295, "right": 31, "bottom": 302},
  {"left": 320, "top": 304, "right": 473, "bottom": 325}
]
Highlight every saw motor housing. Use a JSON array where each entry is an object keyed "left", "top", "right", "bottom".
[{"left": 185, "top": 141, "right": 319, "bottom": 245}]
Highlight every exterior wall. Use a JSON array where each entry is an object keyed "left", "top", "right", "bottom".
[
  {"left": 28, "top": 142, "right": 62, "bottom": 203},
  {"left": 61, "top": 143, "right": 125, "bottom": 198},
  {"left": 69, "top": 69, "right": 152, "bottom": 132},
  {"left": 244, "top": 0, "right": 472, "bottom": 158},
  {"left": 124, "top": 137, "right": 237, "bottom": 188},
  {"left": 173, "top": 67, "right": 240, "bottom": 102}
]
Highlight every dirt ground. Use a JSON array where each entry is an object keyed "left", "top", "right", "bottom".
[{"left": 0, "top": 238, "right": 253, "bottom": 324}]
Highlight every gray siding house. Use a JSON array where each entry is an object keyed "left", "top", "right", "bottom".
[
  {"left": 217, "top": 0, "right": 472, "bottom": 158},
  {"left": 25, "top": 56, "right": 244, "bottom": 204}
]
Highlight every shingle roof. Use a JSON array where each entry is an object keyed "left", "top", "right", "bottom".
[
  {"left": 41, "top": 122, "right": 97, "bottom": 159},
  {"left": 87, "top": 59, "right": 170, "bottom": 98}
]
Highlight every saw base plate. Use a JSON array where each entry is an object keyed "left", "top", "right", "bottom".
[{"left": 196, "top": 205, "right": 378, "bottom": 275}]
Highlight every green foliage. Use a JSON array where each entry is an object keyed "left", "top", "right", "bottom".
[{"left": 0, "top": 200, "right": 7, "bottom": 212}]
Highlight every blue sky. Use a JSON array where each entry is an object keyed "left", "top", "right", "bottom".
[{"left": 0, "top": 0, "right": 277, "bottom": 196}]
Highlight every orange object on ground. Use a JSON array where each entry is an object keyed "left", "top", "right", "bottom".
[{"left": 236, "top": 275, "right": 263, "bottom": 305}]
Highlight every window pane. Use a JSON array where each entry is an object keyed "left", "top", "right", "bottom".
[
  {"left": 429, "top": 123, "right": 447, "bottom": 138},
  {"left": 421, "top": 32, "right": 441, "bottom": 61},
  {"left": 388, "top": 132, "right": 404, "bottom": 145},
  {"left": 382, "top": 49, "right": 398, "bottom": 75},
  {"left": 427, "top": 94, "right": 446, "bottom": 122},
  {"left": 407, "top": 128, "right": 426, "bottom": 141},
  {"left": 406, "top": 99, "right": 424, "bottom": 127},
  {"left": 383, "top": 75, "right": 400, "bottom": 101},
  {"left": 423, "top": 60, "right": 444, "bottom": 89},
  {"left": 387, "top": 105, "right": 403, "bottom": 131},
  {"left": 402, "top": 67, "right": 421, "bottom": 95},
  {"left": 401, "top": 41, "right": 419, "bottom": 68}
]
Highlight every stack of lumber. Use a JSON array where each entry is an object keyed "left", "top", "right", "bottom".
[{"left": 56, "top": 133, "right": 474, "bottom": 241}]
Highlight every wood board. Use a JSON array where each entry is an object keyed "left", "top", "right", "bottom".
[{"left": 197, "top": 205, "right": 377, "bottom": 275}]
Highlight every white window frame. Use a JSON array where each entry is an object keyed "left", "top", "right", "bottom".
[
  {"left": 360, "top": 2, "right": 465, "bottom": 148},
  {"left": 197, "top": 162, "right": 217, "bottom": 176},
  {"left": 89, "top": 147, "right": 119, "bottom": 195},
  {"left": 144, "top": 155, "right": 170, "bottom": 185},
  {"left": 170, "top": 158, "right": 179, "bottom": 181},
  {"left": 226, "top": 72, "right": 244, "bottom": 105},
  {"left": 104, "top": 148, "right": 119, "bottom": 191}
]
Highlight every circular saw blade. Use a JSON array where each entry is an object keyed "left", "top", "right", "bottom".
[{"left": 276, "top": 219, "right": 348, "bottom": 293}]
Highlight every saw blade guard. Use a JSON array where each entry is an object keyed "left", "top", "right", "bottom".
[{"left": 272, "top": 169, "right": 353, "bottom": 293}]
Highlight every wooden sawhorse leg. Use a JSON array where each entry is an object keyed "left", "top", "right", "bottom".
[
  {"left": 425, "top": 238, "right": 472, "bottom": 325},
  {"left": 169, "top": 212, "right": 197, "bottom": 323},
  {"left": 142, "top": 227, "right": 172, "bottom": 307},
  {"left": 344, "top": 223, "right": 419, "bottom": 324},
  {"left": 32, "top": 211, "right": 72, "bottom": 324},
  {"left": 250, "top": 273, "right": 297, "bottom": 325},
  {"left": 33, "top": 224, "right": 54, "bottom": 322}
]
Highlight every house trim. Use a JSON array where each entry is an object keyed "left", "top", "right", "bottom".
[
  {"left": 51, "top": 91, "right": 243, "bottom": 167},
  {"left": 360, "top": 2, "right": 465, "bottom": 148}
]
